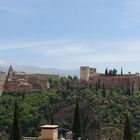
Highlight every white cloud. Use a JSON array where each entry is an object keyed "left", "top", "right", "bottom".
[
  {"left": 0, "top": 39, "right": 140, "bottom": 69},
  {"left": 0, "top": 39, "right": 67, "bottom": 50}
]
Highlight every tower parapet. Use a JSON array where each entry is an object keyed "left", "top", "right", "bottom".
[
  {"left": 80, "top": 66, "right": 97, "bottom": 81},
  {"left": 7, "top": 65, "right": 14, "bottom": 78}
]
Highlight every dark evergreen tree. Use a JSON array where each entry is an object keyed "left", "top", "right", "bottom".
[
  {"left": 109, "top": 69, "right": 113, "bottom": 76},
  {"left": 50, "top": 113, "right": 55, "bottom": 125},
  {"left": 68, "top": 75, "right": 72, "bottom": 79},
  {"left": 108, "top": 68, "right": 118, "bottom": 76},
  {"left": 123, "top": 114, "right": 132, "bottom": 140},
  {"left": 105, "top": 68, "right": 108, "bottom": 76},
  {"left": 121, "top": 67, "right": 123, "bottom": 75},
  {"left": 95, "top": 81, "right": 98, "bottom": 94},
  {"left": 11, "top": 99, "right": 22, "bottom": 140},
  {"left": 72, "top": 100, "right": 82, "bottom": 140},
  {"left": 66, "top": 80, "right": 70, "bottom": 90},
  {"left": 31, "top": 128, "right": 37, "bottom": 137},
  {"left": 132, "top": 82, "right": 134, "bottom": 94},
  {"left": 113, "top": 68, "right": 117, "bottom": 76},
  {"left": 127, "top": 89, "right": 131, "bottom": 96},
  {"left": 98, "top": 79, "right": 101, "bottom": 89},
  {"left": 73, "top": 75, "right": 78, "bottom": 80},
  {"left": 102, "top": 84, "right": 106, "bottom": 97}
]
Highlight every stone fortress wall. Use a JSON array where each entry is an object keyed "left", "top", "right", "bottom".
[
  {"left": 0, "top": 71, "right": 6, "bottom": 96},
  {"left": 80, "top": 66, "right": 140, "bottom": 94},
  {"left": 1, "top": 65, "right": 140, "bottom": 95}
]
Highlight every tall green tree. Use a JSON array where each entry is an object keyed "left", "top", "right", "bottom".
[
  {"left": 95, "top": 81, "right": 98, "bottom": 94},
  {"left": 50, "top": 113, "right": 55, "bottom": 125},
  {"left": 113, "top": 68, "right": 117, "bottom": 76},
  {"left": 121, "top": 67, "right": 123, "bottom": 75},
  {"left": 98, "top": 79, "right": 101, "bottom": 89},
  {"left": 72, "top": 100, "right": 82, "bottom": 140},
  {"left": 105, "top": 68, "right": 108, "bottom": 76},
  {"left": 11, "top": 99, "right": 22, "bottom": 140},
  {"left": 102, "top": 84, "right": 106, "bottom": 97},
  {"left": 123, "top": 114, "right": 132, "bottom": 140},
  {"left": 30, "top": 128, "right": 37, "bottom": 137}
]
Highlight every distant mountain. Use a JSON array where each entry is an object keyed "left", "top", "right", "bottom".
[
  {"left": 0, "top": 60, "right": 10, "bottom": 72},
  {"left": 0, "top": 62, "right": 80, "bottom": 77}
]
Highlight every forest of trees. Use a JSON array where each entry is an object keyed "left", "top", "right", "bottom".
[{"left": 0, "top": 84, "right": 140, "bottom": 139}]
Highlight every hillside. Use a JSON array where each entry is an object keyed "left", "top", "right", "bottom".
[
  {"left": 1, "top": 88, "right": 140, "bottom": 139},
  {"left": 55, "top": 98, "right": 123, "bottom": 140}
]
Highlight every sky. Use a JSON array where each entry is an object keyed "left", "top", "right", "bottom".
[{"left": 0, "top": 0, "right": 140, "bottom": 73}]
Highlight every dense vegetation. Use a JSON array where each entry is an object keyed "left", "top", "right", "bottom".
[{"left": 1, "top": 85, "right": 140, "bottom": 139}]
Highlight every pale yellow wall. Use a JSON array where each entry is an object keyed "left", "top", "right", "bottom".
[
  {"left": 0, "top": 73, "right": 6, "bottom": 96},
  {"left": 80, "top": 66, "right": 97, "bottom": 81},
  {"left": 89, "top": 68, "right": 97, "bottom": 77},
  {"left": 80, "top": 67, "right": 90, "bottom": 81}
]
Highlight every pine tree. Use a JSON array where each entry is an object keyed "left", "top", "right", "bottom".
[
  {"left": 11, "top": 99, "right": 22, "bottom": 140},
  {"left": 123, "top": 114, "right": 132, "bottom": 140},
  {"left": 72, "top": 100, "right": 82, "bottom": 140}
]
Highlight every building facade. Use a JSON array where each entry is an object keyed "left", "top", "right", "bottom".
[
  {"left": 4, "top": 66, "right": 59, "bottom": 95},
  {"left": 80, "top": 66, "right": 140, "bottom": 94},
  {"left": 0, "top": 71, "right": 6, "bottom": 96},
  {"left": 80, "top": 66, "right": 97, "bottom": 81}
]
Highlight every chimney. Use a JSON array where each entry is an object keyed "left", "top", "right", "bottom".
[{"left": 40, "top": 125, "right": 59, "bottom": 140}]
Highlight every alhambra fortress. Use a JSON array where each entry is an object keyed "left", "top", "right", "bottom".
[
  {"left": 0, "top": 65, "right": 59, "bottom": 96},
  {"left": 0, "top": 65, "right": 140, "bottom": 96},
  {"left": 80, "top": 66, "right": 140, "bottom": 94}
]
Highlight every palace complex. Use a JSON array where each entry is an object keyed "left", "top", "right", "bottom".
[
  {"left": 0, "top": 65, "right": 59, "bottom": 95},
  {"left": 1, "top": 65, "right": 140, "bottom": 96},
  {"left": 80, "top": 66, "right": 140, "bottom": 94}
]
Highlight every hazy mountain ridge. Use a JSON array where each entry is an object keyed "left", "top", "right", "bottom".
[{"left": 0, "top": 62, "right": 79, "bottom": 77}]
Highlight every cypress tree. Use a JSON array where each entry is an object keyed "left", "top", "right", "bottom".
[
  {"left": 50, "top": 113, "right": 55, "bottom": 125},
  {"left": 72, "top": 100, "right": 82, "bottom": 140},
  {"left": 121, "top": 67, "right": 123, "bottom": 75},
  {"left": 105, "top": 68, "right": 108, "bottom": 76},
  {"left": 123, "top": 114, "right": 132, "bottom": 140},
  {"left": 102, "top": 84, "right": 106, "bottom": 97},
  {"left": 95, "top": 81, "right": 98, "bottom": 94},
  {"left": 132, "top": 82, "right": 134, "bottom": 94},
  {"left": 11, "top": 99, "right": 22, "bottom": 140},
  {"left": 31, "top": 128, "right": 37, "bottom": 137},
  {"left": 98, "top": 79, "right": 101, "bottom": 89}
]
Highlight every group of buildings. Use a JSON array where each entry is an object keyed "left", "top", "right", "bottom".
[
  {"left": 24, "top": 124, "right": 73, "bottom": 140},
  {"left": 1, "top": 65, "right": 140, "bottom": 96},
  {"left": 80, "top": 66, "right": 140, "bottom": 94},
  {"left": 1, "top": 66, "right": 140, "bottom": 140},
  {"left": 0, "top": 124, "right": 72, "bottom": 140},
  {"left": 0, "top": 65, "right": 59, "bottom": 96}
]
